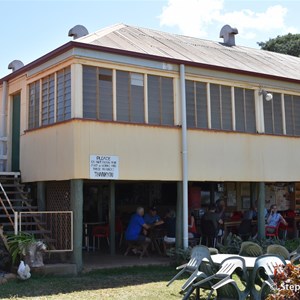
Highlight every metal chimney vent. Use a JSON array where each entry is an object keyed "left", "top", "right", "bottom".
[
  {"left": 68, "top": 25, "right": 89, "bottom": 40},
  {"left": 8, "top": 60, "right": 24, "bottom": 72},
  {"left": 220, "top": 25, "right": 238, "bottom": 46}
]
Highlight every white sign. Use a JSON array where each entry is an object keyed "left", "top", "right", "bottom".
[{"left": 90, "top": 155, "right": 119, "bottom": 180}]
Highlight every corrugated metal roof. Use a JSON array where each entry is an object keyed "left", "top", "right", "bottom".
[{"left": 76, "top": 23, "right": 300, "bottom": 81}]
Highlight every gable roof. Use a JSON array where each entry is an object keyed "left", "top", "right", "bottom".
[{"left": 75, "top": 23, "right": 300, "bottom": 82}]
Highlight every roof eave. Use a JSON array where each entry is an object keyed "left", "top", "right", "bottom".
[{"left": 1, "top": 41, "right": 300, "bottom": 85}]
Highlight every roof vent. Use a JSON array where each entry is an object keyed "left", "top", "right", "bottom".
[
  {"left": 68, "top": 25, "right": 89, "bottom": 40},
  {"left": 8, "top": 60, "right": 24, "bottom": 72},
  {"left": 220, "top": 25, "right": 238, "bottom": 46}
]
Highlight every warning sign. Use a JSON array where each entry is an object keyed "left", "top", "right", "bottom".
[{"left": 90, "top": 155, "right": 119, "bottom": 180}]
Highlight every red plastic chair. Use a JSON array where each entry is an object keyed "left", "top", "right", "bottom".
[
  {"left": 92, "top": 224, "right": 110, "bottom": 251},
  {"left": 265, "top": 223, "right": 280, "bottom": 238}
]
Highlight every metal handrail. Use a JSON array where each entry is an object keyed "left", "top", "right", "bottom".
[
  {"left": 0, "top": 183, "right": 16, "bottom": 230},
  {"left": 0, "top": 182, "right": 15, "bottom": 213}
]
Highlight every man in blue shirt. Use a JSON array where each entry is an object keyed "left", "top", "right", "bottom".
[
  {"left": 125, "top": 207, "right": 151, "bottom": 242},
  {"left": 144, "top": 206, "right": 164, "bottom": 226}
]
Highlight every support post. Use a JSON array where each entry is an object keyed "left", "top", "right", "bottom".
[
  {"left": 176, "top": 182, "right": 183, "bottom": 249},
  {"left": 180, "top": 64, "right": 188, "bottom": 249},
  {"left": 257, "top": 182, "right": 265, "bottom": 239},
  {"left": 37, "top": 181, "right": 46, "bottom": 211},
  {"left": 70, "top": 179, "right": 83, "bottom": 273},
  {"left": 109, "top": 181, "right": 115, "bottom": 255}
]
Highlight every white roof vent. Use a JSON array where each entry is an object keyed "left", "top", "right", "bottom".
[
  {"left": 220, "top": 25, "right": 238, "bottom": 46},
  {"left": 68, "top": 25, "right": 89, "bottom": 40},
  {"left": 8, "top": 60, "right": 24, "bottom": 72}
]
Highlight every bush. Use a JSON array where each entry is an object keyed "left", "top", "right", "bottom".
[{"left": 266, "top": 263, "right": 300, "bottom": 300}]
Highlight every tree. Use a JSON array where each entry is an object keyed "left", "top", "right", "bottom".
[{"left": 258, "top": 33, "right": 300, "bottom": 57}]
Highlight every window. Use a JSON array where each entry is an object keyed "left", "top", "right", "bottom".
[
  {"left": 116, "top": 71, "right": 144, "bottom": 123},
  {"left": 28, "top": 81, "right": 40, "bottom": 129},
  {"left": 148, "top": 75, "right": 174, "bottom": 125},
  {"left": 28, "top": 67, "right": 71, "bottom": 129},
  {"left": 285, "top": 94, "right": 300, "bottom": 136},
  {"left": 210, "top": 84, "right": 232, "bottom": 130},
  {"left": 57, "top": 67, "right": 71, "bottom": 122},
  {"left": 42, "top": 75, "right": 55, "bottom": 125},
  {"left": 83, "top": 66, "right": 113, "bottom": 120},
  {"left": 263, "top": 93, "right": 283, "bottom": 135},
  {"left": 186, "top": 81, "right": 208, "bottom": 128},
  {"left": 235, "top": 88, "right": 256, "bottom": 133}
]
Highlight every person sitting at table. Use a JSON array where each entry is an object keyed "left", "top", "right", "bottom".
[
  {"left": 144, "top": 206, "right": 164, "bottom": 226},
  {"left": 266, "top": 204, "right": 288, "bottom": 233},
  {"left": 125, "top": 207, "right": 151, "bottom": 248},
  {"left": 163, "top": 209, "right": 176, "bottom": 254},
  {"left": 202, "top": 204, "right": 224, "bottom": 237},
  {"left": 244, "top": 200, "right": 268, "bottom": 220}
]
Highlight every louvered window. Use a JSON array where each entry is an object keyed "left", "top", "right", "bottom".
[
  {"left": 148, "top": 75, "right": 174, "bottom": 125},
  {"left": 263, "top": 93, "right": 283, "bottom": 135},
  {"left": 186, "top": 81, "right": 208, "bottom": 128},
  {"left": 28, "top": 67, "right": 71, "bottom": 129},
  {"left": 285, "top": 94, "right": 300, "bottom": 136},
  {"left": 116, "top": 71, "right": 144, "bottom": 123},
  {"left": 83, "top": 66, "right": 113, "bottom": 120},
  {"left": 235, "top": 88, "right": 256, "bottom": 133},
  {"left": 42, "top": 75, "right": 55, "bottom": 125},
  {"left": 28, "top": 81, "right": 40, "bottom": 129},
  {"left": 210, "top": 84, "right": 232, "bottom": 130},
  {"left": 57, "top": 67, "right": 71, "bottom": 122}
]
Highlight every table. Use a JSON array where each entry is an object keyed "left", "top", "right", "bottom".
[
  {"left": 211, "top": 253, "right": 257, "bottom": 269},
  {"left": 223, "top": 220, "right": 257, "bottom": 240}
]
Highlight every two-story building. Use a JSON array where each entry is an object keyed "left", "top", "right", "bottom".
[{"left": 1, "top": 23, "right": 300, "bottom": 271}]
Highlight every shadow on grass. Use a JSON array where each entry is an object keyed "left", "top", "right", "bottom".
[{"left": 0, "top": 265, "right": 192, "bottom": 299}]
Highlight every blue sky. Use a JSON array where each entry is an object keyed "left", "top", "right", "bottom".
[{"left": 0, "top": 0, "right": 299, "bottom": 78}]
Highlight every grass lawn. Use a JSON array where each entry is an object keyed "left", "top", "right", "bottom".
[{"left": 0, "top": 265, "right": 213, "bottom": 300}]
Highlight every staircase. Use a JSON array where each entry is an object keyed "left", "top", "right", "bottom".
[{"left": 0, "top": 172, "right": 49, "bottom": 238}]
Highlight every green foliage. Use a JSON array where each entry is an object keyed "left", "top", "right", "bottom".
[
  {"left": 219, "top": 233, "right": 243, "bottom": 254},
  {"left": 266, "top": 263, "right": 300, "bottom": 300},
  {"left": 6, "top": 232, "right": 36, "bottom": 264},
  {"left": 258, "top": 33, "right": 300, "bottom": 57},
  {"left": 166, "top": 246, "right": 192, "bottom": 264}
]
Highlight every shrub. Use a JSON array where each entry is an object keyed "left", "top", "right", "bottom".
[{"left": 266, "top": 263, "right": 300, "bottom": 300}]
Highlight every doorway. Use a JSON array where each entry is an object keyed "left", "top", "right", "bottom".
[{"left": 11, "top": 93, "right": 20, "bottom": 172}]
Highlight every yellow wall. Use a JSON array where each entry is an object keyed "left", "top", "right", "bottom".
[{"left": 20, "top": 120, "right": 300, "bottom": 183}]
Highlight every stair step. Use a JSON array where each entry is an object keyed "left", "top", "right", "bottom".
[
  {"left": 0, "top": 206, "right": 38, "bottom": 211},
  {"left": 0, "top": 191, "right": 27, "bottom": 194},
  {"left": 1, "top": 183, "right": 25, "bottom": 188},
  {"left": 3, "top": 198, "right": 33, "bottom": 202}
]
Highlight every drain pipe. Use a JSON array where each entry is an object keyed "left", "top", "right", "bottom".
[
  {"left": 180, "top": 64, "right": 189, "bottom": 249},
  {"left": 0, "top": 81, "right": 8, "bottom": 172}
]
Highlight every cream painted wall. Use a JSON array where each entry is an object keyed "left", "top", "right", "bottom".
[
  {"left": 20, "top": 120, "right": 300, "bottom": 183},
  {"left": 188, "top": 130, "right": 300, "bottom": 182},
  {"left": 20, "top": 122, "right": 76, "bottom": 182}
]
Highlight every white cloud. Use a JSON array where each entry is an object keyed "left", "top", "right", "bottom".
[{"left": 159, "top": 0, "right": 297, "bottom": 41}]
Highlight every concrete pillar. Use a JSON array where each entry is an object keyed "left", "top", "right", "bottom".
[
  {"left": 37, "top": 181, "right": 46, "bottom": 211},
  {"left": 70, "top": 179, "right": 83, "bottom": 272},
  {"left": 176, "top": 182, "right": 183, "bottom": 249},
  {"left": 257, "top": 182, "right": 266, "bottom": 239},
  {"left": 109, "top": 181, "right": 115, "bottom": 255}
]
